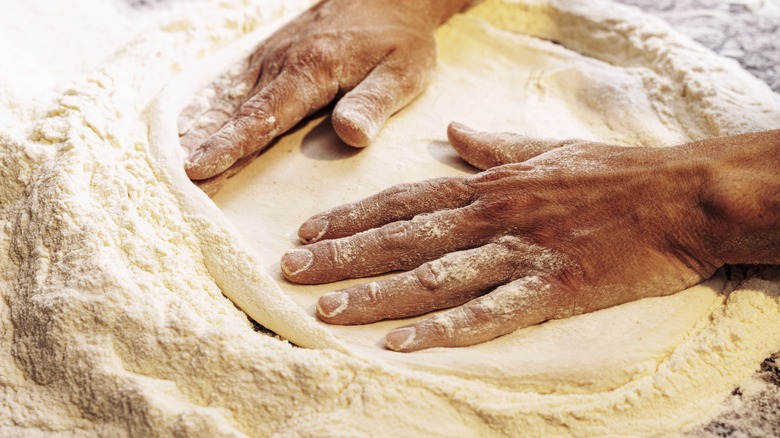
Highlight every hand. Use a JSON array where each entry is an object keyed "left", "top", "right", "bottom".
[
  {"left": 179, "top": 0, "right": 461, "bottom": 193},
  {"left": 280, "top": 123, "right": 727, "bottom": 352}
]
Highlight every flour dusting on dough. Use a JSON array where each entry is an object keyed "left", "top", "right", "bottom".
[{"left": 1, "top": 0, "right": 780, "bottom": 436}]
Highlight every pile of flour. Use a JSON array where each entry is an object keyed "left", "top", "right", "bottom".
[{"left": 2, "top": 0, "right": 780, "bottom": 436}]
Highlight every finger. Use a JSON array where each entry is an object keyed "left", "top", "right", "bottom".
[
  {"left": 282, "top": 206, "right": 494, "bottom": 285},
  {"left": 185, "top": 68, "right": 339, "bottom": 180},
  {"left": 332, "top": 43, "right": 435, "bottom": 147},
  {"left": 385, "top": 276, "right": 571, "bottom": 352},
  {"left": 179, "top": 56, "right": 259, "bottom": 156},
  {"left": 447, "top": 122, "right": 596, "bottom": 169},
  {"left": 317, "top": 237, "right": 533, "bottom": 324},
  {"left": 297, "top": 177, "right": 474, "bottom": 244},
  {"left": 191, "top": 151, "right": 260, "bottom": 196}
]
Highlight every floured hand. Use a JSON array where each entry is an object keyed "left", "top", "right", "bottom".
[
  {"left": 280, "top": 123, "right": 739, "bottom": 352},
  {"left": 179, "top": 0, "right": 471, "bottom": 194}
]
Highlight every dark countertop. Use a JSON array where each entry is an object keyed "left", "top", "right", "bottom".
[{"left": 617, "top": 0, "right": 780, "bottom": 93}]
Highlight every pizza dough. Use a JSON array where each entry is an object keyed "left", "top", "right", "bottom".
[
  {"left": 2, "top": 0, "right": 780, "bottom": 436},
  {"left": 211, "top": 13, "right": 731, "bottom": 392}
]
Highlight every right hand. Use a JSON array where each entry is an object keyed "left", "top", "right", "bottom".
[{"left": 281, "top": 123, "right": 731, "bottom": 351}]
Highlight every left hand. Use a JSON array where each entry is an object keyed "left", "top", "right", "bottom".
[
  {"left": 280, "top": 123, "right": 724, "bottom": 352},
  {"left": 179, "top": 0, "right": 446, "bottom": 194}
]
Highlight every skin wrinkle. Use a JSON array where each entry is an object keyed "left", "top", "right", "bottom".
[
  {"left": 333, "top": 40, "right": 434, "bottom": 146},
  {"left": 317, "top": 241, "right": 524, "bottom": 325},
  {"left": 415, "top": 262, "right": 443, "bottom": 290},
  {"left": 299, "top": 177, "right": 474, "bottom": 242},
  {"left": 179, "top": 0, "right": 457, "bottom": 186},
  {"left": 331, "top": 238, "right": 355, "bottom": 265},
  {"left": 175, "top": 0, "right": 780, "bottom": 352},
  {"left": 178, "top": 62, "right": 254, "bottom": 137},
  {"left": 285, "top": 127, "right": 780, "bottom": 351},
  {"left": 368, "top": 282, "right": 380, "bottom": 301}
]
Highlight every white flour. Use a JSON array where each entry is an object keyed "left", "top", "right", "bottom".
[{"left": 2, "top": 0, "right": 780, "bottom": 436}]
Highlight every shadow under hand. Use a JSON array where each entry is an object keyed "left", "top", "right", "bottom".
[
  {"left": 300, "top": 114, "right": 362, "bottom": 162},
  {"left": 427, "top": 140, "right": 480, "bottom": 174}
]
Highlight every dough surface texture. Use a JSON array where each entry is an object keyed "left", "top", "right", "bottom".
[{"left": 1, "top": 0, "right": 779, "bottom": 436}]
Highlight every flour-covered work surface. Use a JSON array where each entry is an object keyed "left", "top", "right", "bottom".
[
  {"left": 618, "top": 0, "right": 780, "bottom": 93},
  {"left": 2, "top": 0, "right": 780, "bottom": 436}
]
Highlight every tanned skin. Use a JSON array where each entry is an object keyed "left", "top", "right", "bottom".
[{"left": 179, "top": 0, "right": 780, "bottom": 352}]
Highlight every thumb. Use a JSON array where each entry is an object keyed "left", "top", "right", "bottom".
[
  {"left": 447, "top": 123, "right": 587, "bottom": 170},
  {"left": 332, "top": 43, "right": 435, "bottom": 148}
]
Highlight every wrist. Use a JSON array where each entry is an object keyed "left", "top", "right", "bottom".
[
  {"left": 645, "top": 144, "right": 725, "bottom": 271},
  {"left": 690, "top": 130, "right": 780, "bottom": 265}
]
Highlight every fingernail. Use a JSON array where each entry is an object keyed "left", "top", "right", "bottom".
[
  {"left": 185, "top": 147, "right": 205, "bottom": 166},
  {"left": 184, "top": 142, "right": 236, "bottom": 180},
  {"left": 350, "top": 111, "right": 378, "bottom": 141},
  {"left": 298, "top": 218, "right": 329, "bottom": 243},
  {"left": 317, "top": 292, "right": 348, "bottom": 319},
  {"left": 333, "top": 108, "right": 375, "bottom": 148},
  {"left": 448, "top": 122, "right": 474, "bottom": 134},
  {"left": 385, "top": 327, "right": 417, "bottom": 351},
  {"left": 281, "top": 249, "right": 313, "bottom": 277}
]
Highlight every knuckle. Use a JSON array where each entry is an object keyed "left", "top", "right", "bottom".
[
  {"left": 289, "top": 39, "right": 335, "bottom": 71},
  {"left": 207, "top": 125, "right": 241, "bottom": 147},
  {"left": 510, "top": 274, "right": 578, "bottom": 319},
  {"left": 413, "top": 260, "right": 446, "bottom": 290},
  {"left": 236, "top": 98, "right": 269, "bottom": 120},
  {"left": 469, "top": 165, "right": 522, "bottom": 184},
  {"left": 362, "top": 282, "right": 384, "bottom": 304},
  {"left": 477, "top": 198, "right": 523, "bottom": 226},
  {"left": 343, "top": 90, "right": 378, "bottom": 108},
  {"left": 376, "top": 222, "right": 414, "bottom": 250},
  {"left": 492, "top": 235, "right": 527, "bottom": 252},
  {"left": 425, "top": 314, "right": 458, "bottom": 342},
  {"left": 490, "top": 237, "right": 531, "bottom": 279},
  {"left": 452, "top": 305, "right": 494, "bottom": 338},
  {"left": 547, "top": 265, "right": 585, "bottom": 295},
  {"left": 557, "top": 139, "right": 583, "bottom": 149},
  {"left": 384, "top": 182, "right": 415, "bottom": 198},
  {"left": 326, "top": 239, "right": 357, "bottom": 267}
]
